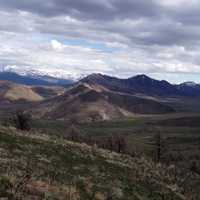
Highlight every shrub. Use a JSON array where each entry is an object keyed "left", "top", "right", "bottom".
[
  {"left": 13, "top": 110, "right": 31, "bottom": 131},
  {"left": 0, "top": 176, "right": 13, "bottom": 198}
]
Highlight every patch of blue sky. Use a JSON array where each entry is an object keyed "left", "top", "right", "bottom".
[
  {"left": 31, "top": 33, "right": 120, "bottom": 52},
  {"left": 62, "top": 38, "right": 119, "bottom": 53}
]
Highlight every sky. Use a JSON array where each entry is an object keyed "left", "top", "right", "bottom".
[{"left": 0, "top": 0, "right": 200, "bottom": 83}]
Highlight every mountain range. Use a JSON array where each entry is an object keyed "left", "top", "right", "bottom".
[
  {"left": 0, "top": 71, "right": 73, "bottom": 86},
  {"left": 0, "top": 69, "right": 200, "bottom": 96},
  {"left": 0, "top": 72, "right": 200, "bottom": 122},
  {"left": 81, "top": 73, "right": 200, "bottom": 97}
]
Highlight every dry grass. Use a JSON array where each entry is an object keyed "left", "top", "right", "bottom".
[
  {"left": 0, "top": 126, "right": 199, "bottom": 199},
  {"left": 5, "top": 85, "right": 43, "bottom": 102}
]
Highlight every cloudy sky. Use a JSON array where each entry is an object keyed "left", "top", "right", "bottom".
[{"left": 0, "top": 0, "right": 200, "bottom": 82}]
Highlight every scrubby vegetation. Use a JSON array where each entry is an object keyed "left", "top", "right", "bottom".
[{"left": 0, "top": 124, "right": 199, "bottom": 199}]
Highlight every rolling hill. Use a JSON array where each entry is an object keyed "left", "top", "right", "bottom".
[
  {"left": 1, "top": 73, "right": 200, "bottom": 121},
  {"left": 0, "top": 80, "right": 68, "bottom": 103},
  {"left": 32, "top": 86, "right": 66, "bottom": 99},
  {"left": 31, "top": 82, "right": 175, "bottom": 122},
  {"left": 0, "top": 81, "right": 43, "bottom": 102}
]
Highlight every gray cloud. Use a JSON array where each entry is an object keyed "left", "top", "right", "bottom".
[
  {"left": 1, "top": 0, "right": 200, "bottom": 47},
  {"left": 0, "top": 0, "right": 161, "bottom": 19},
  {"left": 0, "top": 0, "right": 200, "bottom": 82}
]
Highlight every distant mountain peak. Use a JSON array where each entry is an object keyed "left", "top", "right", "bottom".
[
  {"left": 128, "top": 74, "right": 157, "bottom": 83},
  {"left": 128, "top": 74, "right": 157, "bottom": 82},
  {"left": 80, "top": 73, "right": 110, "bottom": 83},
  {"left": 181, "top": 81, "right": 198, "bottom": 87},
  {"left": 85, "top": 73, "right": 104, "bottom": 79},
  {"left": 134, "top": 74, "right": 151, "bottom": 79}
]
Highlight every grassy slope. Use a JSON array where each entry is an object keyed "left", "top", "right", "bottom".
[
  {"left": 31, "top": 114, "right": 200, "bottom": 170},
  {"left": 0, "top": 126, "right": 197, "bottom": 199}
]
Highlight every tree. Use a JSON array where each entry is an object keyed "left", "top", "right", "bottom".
[
  {"left": 115, "top": 136, "right": 127, "bottom": 153},
  {"left": 153, "top": 132, "right": 165, "bottom": 163},
  {"left": 106, "top": 136, "right": 114, "bottom": 151},
  {"left": 13, "top": 111, "right": 31, "bottom": 131},
  {"left": 104, "top": 135, "right": 127, "bottom": 153},
  {"left": 66, "top": 124, "right": 81, "bottom": 142}
]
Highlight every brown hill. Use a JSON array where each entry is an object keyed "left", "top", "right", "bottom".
[
  {"left": 32, "top": 86, "right": 66, "bottom": 99},
  {"left": 0, "top": 81, "right": 43, "bottom": 102},
  {"left": 31, "top": 83, "right": 175, "bottom": 122}
]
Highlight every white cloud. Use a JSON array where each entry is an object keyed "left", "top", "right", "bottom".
[
  {"left": 51, "top": 40, "right": 65, "bottom": 51},
  {"left": 0, "top": 31, "right": 200, "bottom": 83}
]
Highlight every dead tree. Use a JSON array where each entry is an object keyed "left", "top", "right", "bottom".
[
  {"left": 66, "top": 124, "right": 81, "bottom": 142},
  {"left": 114, "top": 136, "right": 127, "bottom": 153},
  {"left": 153, "top": 133, "right": 165, "bottom": 163}
]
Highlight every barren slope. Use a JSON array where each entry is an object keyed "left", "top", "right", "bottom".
[
  {"left": 0, "top": 81, "right": 43, "bottom": 102},
  {"left": 31, "top": 83, "right": 174, "bottom": 121}
]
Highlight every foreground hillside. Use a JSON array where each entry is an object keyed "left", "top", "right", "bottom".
[{"left": 0, "top": 126, "right": 199, "bottom": 199}]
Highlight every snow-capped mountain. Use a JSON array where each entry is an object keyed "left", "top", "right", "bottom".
[
  {"left": 0, "top": 66, "right": 80, "bottom": 86},
  {"left": 1, "top": 65, "right": 86, "bottom": 81}
]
